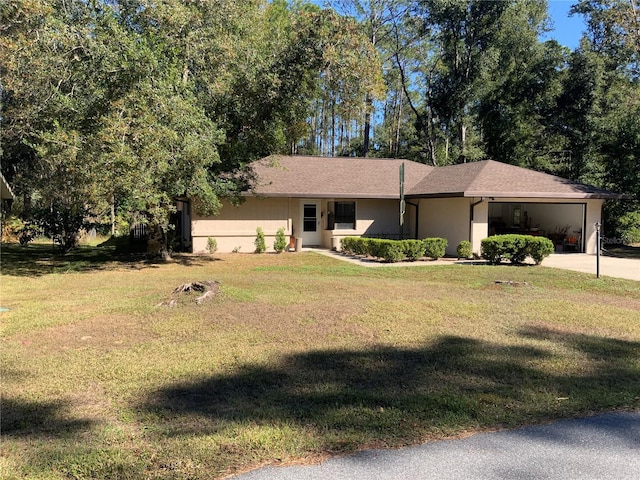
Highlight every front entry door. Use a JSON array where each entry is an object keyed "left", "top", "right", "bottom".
[{"left": 301, "top": 201, "right": 321, "bottom": 247}]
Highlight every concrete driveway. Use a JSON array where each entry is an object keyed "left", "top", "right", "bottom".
[
  {"left": 231, "top": 411, "right": 640, "bottom": 480},
  {"left": 541, "top": 254, "right": 639, "bottom": 281}
]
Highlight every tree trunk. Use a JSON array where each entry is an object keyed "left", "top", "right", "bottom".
[
  {"left": 110, "top": 194, "right": 116, "bottom": 236},
  {"left": 147, "top": 223, "right": 171, "bottom": 261},
  {"left": 363, "top": 95, "right": 372, "bottom": 157}
]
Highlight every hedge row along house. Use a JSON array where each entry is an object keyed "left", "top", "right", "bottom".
[{"left": 180, "top": 156, "right": 625, "bottom": 256}]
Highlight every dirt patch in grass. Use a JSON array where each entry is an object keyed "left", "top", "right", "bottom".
[{"left": 11, "top": 314, "right": 157, "bottom": 354}]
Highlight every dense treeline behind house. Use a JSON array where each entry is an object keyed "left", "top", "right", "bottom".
[{"left": 1, "top": 0, "right": 638, "bottom": 252}]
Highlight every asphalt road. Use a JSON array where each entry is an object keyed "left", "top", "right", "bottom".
[{"left": 231, "top": 411, "right": 640, "bottom": 480}]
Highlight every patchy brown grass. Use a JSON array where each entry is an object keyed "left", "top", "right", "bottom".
[{"left": 1, "top": 246, "right": 639, "bottom": 479}]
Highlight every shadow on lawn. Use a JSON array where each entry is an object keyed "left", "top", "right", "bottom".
[
  {"left": 1, "top": 243, "right": 220, "bottom": 277},
  {"left": 1, "top": 397, "right": 94, "bottom": 437},
  {"left": 141, "top": 331, "right": 640, "bottom": 450}
]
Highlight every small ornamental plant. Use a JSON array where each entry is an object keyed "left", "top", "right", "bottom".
[
  {"left": 254, "top": 227, "right": 266, "bottom": 253},
  {"left": 206, "top": 237, "right": 218, "bottom": 254},
  {"left": 273, "top": 227, "right": 287, "bottom": 253}
]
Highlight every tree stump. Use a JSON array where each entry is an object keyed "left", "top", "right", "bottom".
[{"left": 157, "top": 280, "right": 221, "bottom": 306}]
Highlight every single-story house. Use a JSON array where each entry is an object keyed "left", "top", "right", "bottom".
[{"left": 186, "top": 156, "right": 625, "bottom": 256}]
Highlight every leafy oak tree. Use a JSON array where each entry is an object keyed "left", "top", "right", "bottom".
[{"left": 0, "top": 0, "right": 350, "bottom": 254}]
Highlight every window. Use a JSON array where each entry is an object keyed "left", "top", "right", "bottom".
[{"left": 328, "top": 201, "right": 356, "bottom": 230}]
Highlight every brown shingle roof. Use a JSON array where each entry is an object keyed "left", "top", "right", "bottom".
[
  {"left": 249, "top": 156, "right": 624, "bottom": 200},
  {"left": 250, "top": 155, "right": 433, "bottom": 199},
  {"left": 407, "top": 160, "right": 625, "bottom": 199}
]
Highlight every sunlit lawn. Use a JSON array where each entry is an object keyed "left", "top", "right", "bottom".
[{"left": 1, "top": 243, "right": 639, "bottom": 479}]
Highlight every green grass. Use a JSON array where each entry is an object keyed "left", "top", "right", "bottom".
[{"left": 1, "top": 244, "right": 639, "bottom": 479}]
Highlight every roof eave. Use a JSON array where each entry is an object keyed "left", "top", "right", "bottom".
[
  {"left": 245, "top": 191, "right": 400, "bottom": 200},
  {"left": 467, "top": 191, "right": 629, "bottom": 200},
  {"left": 407, "top": 191, "right": 628, "bottom": 200}
]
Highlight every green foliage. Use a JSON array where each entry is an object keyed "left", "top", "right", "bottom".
[
  {"left": 1, "top": 215, "right": 44, "bottom": 246},
  {"left": 527, "top": 236, "right": 555, "bottom": 265},
  {"left": 481, "top": 235, "right": 519, "bottom": 265},
  {"left": 423, "top": 238, "right": 448, "bottom": 260},
  {"left": 206, "top": 237, "right": 218, "bottom": 254},
  {"left": 377, "top": 240, "right": 406, "bottom": 263},
  {"left": 0, "top": 0, "right": 343, "bottom": 254},
  {"left": 273, "top": 227, "right": 287, "bottom": 253},
  {"left": 481, "top": 235, "right": 553, "bottom": 265},
  {"left": 339, "top": 236, "right": 447, "bottom": 263},
  {"left": 457, "top": 241, "right": 473, "bottom": 260},
  {"left": 402, "top": 240, "right": 425, "bottom": 261},
  {"left": 340, "top": 237, "right": 355, "bottom": 255},
  {"left": 254, "top": 227, "right": 266, "bottom": 254},
  {"left": 613, "top": 210, "right": 640, "bottom": 245},
  {"left": 33, "top": 203, "right": 92, "bottom": 253}
]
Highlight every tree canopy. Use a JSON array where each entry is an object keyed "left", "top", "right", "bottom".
[{"left": 1, "top": 0, "right": 638, "bottom": 246}]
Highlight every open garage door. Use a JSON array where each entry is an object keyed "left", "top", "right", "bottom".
[{"left": 488, "top": 202, "right": 586, "bottom": 253}]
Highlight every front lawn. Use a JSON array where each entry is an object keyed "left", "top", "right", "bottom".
[{"left": 1, "top": 245, "right": 639, "bottom": 479}]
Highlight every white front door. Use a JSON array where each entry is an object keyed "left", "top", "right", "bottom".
[{"left": 301, "top": 200, "right": 321, "bottom": 246}]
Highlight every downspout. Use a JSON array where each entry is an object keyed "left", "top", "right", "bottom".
[
  {"left": 406, "top": 200, "right": 419, "bottom": 239},
  {"left": 469, "top": 197, "right": 485, "bottom": 243}
]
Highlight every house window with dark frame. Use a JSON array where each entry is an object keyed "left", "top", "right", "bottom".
[{"left": 327, "top": 201, "right": 355, "bottom": 230}]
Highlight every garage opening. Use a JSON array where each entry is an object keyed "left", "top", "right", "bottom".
[{"left": 488, "top": 202, "right": 586, "bottom": 253}]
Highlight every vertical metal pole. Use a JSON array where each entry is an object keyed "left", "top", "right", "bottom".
[{"left": 595, "top": 222, "right": 601, "bottom": 279}]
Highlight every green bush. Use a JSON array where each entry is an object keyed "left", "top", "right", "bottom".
[
  {"left": 378, "top": 240, "right": 405, "bottom": 262},
  {"left": 206, "top": 237, "right": 218, "bottom": 254},
  {"left": 481, "top": 236, "right": 504, "bottom": 264},
  {"left": 423, "top": 237, "right": 447, "bottom": 259},
  {"left": 481, "top": 235, "right": 554, "bottom": 265},
  {"left": 365, "top": 238, "right": 383, "bottom": 258},
  {"left": 273, "top": 227, "right": 287, "bottom": 253},
  {"left": 504, "top": 234, "right": 529, "bottom": 264},
  {"left": 340, "top": 236, "right": 448, "bottom": 263},
  {"left": 456, "top": 240, "right": 473, "bottom": 259},
  {"left": 403, "top": 240, "right": 425, "bottom": 261},
  {"left": 254, "top": 227, "right": 266, "bottom": 253},
  {"left": 340, "top": 237, "right": 355, "bottom": 255},
  {"left": 352, "top": 238, "right": 369, "bottom": 256},
  {"left": 527, "top": 236, "right": 554, "bottom": 265}
]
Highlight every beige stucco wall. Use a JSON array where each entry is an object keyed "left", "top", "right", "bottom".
[
  {"left": 417, "top": 197, "right": 471, "bottom": 256},
  {"left": 192, "top": 197, "right": 406, "bottom": 253},
  {"left": 584, "top": 199, "right": 605, "bottom": 254},
  {"left": 192, "top": 197, "right": 292, "bottom": 253}
]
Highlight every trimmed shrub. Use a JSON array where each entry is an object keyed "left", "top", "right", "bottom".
[
  {"left": 352, "top": 238, "right": 369, "bottom": 256},
  {"left": 378, "top": 240, "right": 406, "bottom": 262},
  {"left": 423, "top": 237, "right": 447, "bottom": 260},
  {"left": 527, "top": 236, "right": 554, "bottom": 265},
  {"left": 482, "top": 235, "right": 513, "bottom": 264},
  {"left": 504, "top": 234, "right": 529, "bottom": 264},
  {"left": 254, "top": 227, "right": 266, "bottom": 253},
  {"left": 456, "top": 240, "right": 473, "bottom": 259},
  {"left": 481, "top": 234, "right": 554, "bottom": 265},
  {"left": 206, "top": 237, "right": 218, "bottom": 254},
  {"left": 340, "top": 237, "right": 354, "bottom": 254},
  {"left": 403, "top": 240, "right": 425, "bottom": 261},
  {"left": 273, "top": 227, "right": 287, "bottom": 253},
  {"left": 366, "top": 238, "right": 383, "bottom": 258}
]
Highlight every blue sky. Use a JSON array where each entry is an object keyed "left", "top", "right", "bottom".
[{"left": 542, "top": 0, "right": 587, "bottom": 49}]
